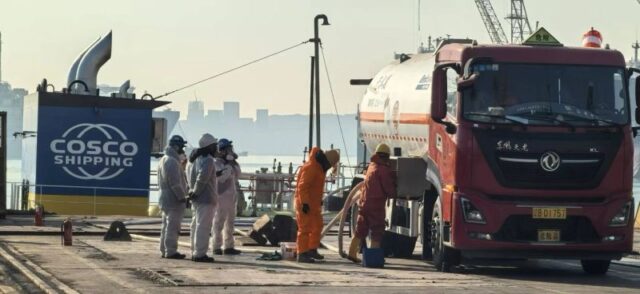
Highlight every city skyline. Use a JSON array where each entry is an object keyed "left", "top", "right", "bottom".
[
  {"left": 180, "top": 98, "right": 355, "bottom": 121},
  {"left": 169, "top": 99, "right": 357, "bottom": 156}
]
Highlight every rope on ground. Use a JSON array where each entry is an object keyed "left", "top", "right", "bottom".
[
  {"left": 320, "top": 44, "right": 354, "bottom": 177},
  {"left": 154, "top": 40, "right": 311, "bottom": 100}
]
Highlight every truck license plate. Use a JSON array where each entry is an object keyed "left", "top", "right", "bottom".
[
  {"left": 537, "top": 230, "right": 561, "bottom": 242},
  {"left": 532, "top": 207, "right": 566, "bottom": 219}
]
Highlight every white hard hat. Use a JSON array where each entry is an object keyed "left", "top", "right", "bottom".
[{"left": 198, "top": 133, "right": 217, "bottom": 148}]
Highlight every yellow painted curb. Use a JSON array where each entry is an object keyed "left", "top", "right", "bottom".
[{"left": 29, "top": 193, "right": 148, "bottom": 216}]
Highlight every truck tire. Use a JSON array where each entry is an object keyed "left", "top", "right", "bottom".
[
  {"left": 581, "top": 260, "right": 610, "bottom": 275},
  {"left": 430, "top": 197, "right": 459, "bottom": 272},
  {"left": 421, "top": 196, "right": 436, "bottom": 260},
  {"left": 421, "top": 213, "right": 433, "bottom": 260}
]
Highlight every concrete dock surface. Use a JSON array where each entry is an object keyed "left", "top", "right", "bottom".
[{"left": 0, "top": 215, "right": 639, "bottom": 293}]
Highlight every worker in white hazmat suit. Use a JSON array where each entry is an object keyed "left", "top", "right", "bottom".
[
  {"left": 212, "top": 138, "right": 242, "bottom": 255},
  {"left": 158, "top": 135, "right": 189, "bottom": 259},
  {"left": 187, "top": 133, "right": 218, "bottom": 263}
]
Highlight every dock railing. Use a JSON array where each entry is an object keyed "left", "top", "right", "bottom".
[
  {"left": 4, "top": 162, "right": 362, "bottom": 216},
  {"left": 238, "top": 162, "right": 361, "bottom": 216}
]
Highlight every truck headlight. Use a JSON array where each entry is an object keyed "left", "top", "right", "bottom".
[
  {"left": 461, "top": 197, "right": 486, "bottom": 224},
  {"left": 609, "top": 200, "right": 633, "bottom": 227}
]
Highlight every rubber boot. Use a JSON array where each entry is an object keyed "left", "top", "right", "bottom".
[
  {"left": 347, "top": 237, "right": 361, "bottom": 263},
  {"left": 308, "top": 249, "right": 324, "bottom": 260},
  {"left": 297, "top": 251, "right": 316, "bottom": 263}
]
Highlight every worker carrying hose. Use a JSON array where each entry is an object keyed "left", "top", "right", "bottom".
[
  {"left": 348, "top": 143, "right": 396, "bottom": 263},
  {"left": 295, "top": 147, "right": 340, "bottom": 263}
]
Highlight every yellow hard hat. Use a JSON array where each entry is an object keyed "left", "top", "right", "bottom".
[
  {"left": 375, "top": 143, "right": 391, "bottom": 155},
  {"left": 324, "top": 149, "right": 340, "bottom": 167}
]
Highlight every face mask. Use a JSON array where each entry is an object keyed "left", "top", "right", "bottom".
[{"left": 226, "top": 154, "right": 235, "bottom": 161}]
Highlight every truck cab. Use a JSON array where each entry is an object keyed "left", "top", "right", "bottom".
[{"left": 356, "top": 30, "right": 637, "bottom": 274}]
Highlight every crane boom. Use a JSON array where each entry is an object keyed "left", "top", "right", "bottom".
[
  {"left": 474, "top": 0, "right": 509, "bottom": 44},
  {"left": 506, "top": 0, "right": 533, "bottom": 43}
]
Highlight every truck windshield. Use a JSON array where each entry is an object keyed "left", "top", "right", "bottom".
[{"left": 462, "top": 63, "right": 628, "bottom": 126}]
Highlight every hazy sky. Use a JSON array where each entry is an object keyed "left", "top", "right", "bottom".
[{"left": 1, "top": 0, "right": 640, "bottom": 118}]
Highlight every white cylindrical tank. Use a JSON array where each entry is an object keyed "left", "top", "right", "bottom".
[{"left": 359, "top": 53, "right": 435, "bottom": 158}]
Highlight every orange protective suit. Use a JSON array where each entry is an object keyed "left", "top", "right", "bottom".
[
  {"left": 355, "top": 154, "right": 396, "bottom": 243},
  {"left": 295, "top": 147, "right": 326, "bottom": 254}
]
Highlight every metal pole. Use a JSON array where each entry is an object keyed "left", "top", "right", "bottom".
[
  {"left": 0, "top": 32, "right": 3, "bottom": 83},
  {"left": 314, "top": 22, "right": 321, "bottom": 148},
  {"left": 313, "top": 14, "right": 329, "bottom": 148},
  {"left": 0, "top": 112, "right": 6, "bottom": 218},
  {"left": 309, "top": 57, "right": 315, "bottom": 150}
]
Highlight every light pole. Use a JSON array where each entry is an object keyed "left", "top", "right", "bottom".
[
  {"left": 308, "top": 56, "right": 315, "bottom": 151},
  {"left": 311, "top": 14, "right": 330, "bottom": 149}
]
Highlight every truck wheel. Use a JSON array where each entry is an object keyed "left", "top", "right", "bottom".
[
  {"left": 421, "top": 201, "right": 434, "bottom": 260},
  {"left": 430, "top": 198, "right": 459, "bottom": 272},
  {"left": 581, "top": 260, "right": 610, "bottom": 275}
]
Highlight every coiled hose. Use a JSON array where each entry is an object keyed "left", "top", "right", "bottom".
[{"left": 318, "top": 181, "right": 363, "bottom": 258}]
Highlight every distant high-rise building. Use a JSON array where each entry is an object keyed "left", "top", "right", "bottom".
[
  {"left": 206, "top": 109, "right": 224, "bottom": 125},
  {"left": 256, "top": 109, "right": 269, "bottom": 125},
  {"left": 223, "top": 101, "right": 240, "bottom": 122},
  {"left": 187, "top": 100, "right": 205, "bottom": 122},
  {"left": 0, "top": 81, "right": 27, "bottom": 159}
]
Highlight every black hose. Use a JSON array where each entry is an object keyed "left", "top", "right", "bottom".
[
  {"left": 68, "top": 80, "right": 89, "bottom": 93},
  {"left": 140, "top": 93, "right": 155, "bottom": 101}
]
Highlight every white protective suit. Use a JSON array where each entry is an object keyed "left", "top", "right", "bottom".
[
  {"left": 187, "top": 153, "right": 218, "bottom": 258},
  {"left": 212, "top": 158, "right": 242, "bottom": 250},
  {"left": 158, "top": 146, "right": 188, "bottom": 257}
]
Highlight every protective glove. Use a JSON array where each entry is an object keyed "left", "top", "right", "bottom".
[
  {"left": 302, "top": 203, "right": 310, "bottom": 214},
  {"left": 185, "top": 199, "right": 192, "bottom": 209}
]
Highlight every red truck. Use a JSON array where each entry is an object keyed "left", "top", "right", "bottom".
[{"left": 354, "top": 29, "right": 637, "bottom": 274}]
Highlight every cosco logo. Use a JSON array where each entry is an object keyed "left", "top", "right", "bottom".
[{"left": 50, "top": 123, "right": 139, "bottom": 180}]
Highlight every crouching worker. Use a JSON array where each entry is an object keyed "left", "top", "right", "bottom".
[
  {"left": 295, "top": 147, "right": 340, "bottom": 263},
  {"left": 348, "top": 143, "right": 396, "bottom": 263},
  {"left": 158, "top": 135, "right": 189, "bottom": 259}
]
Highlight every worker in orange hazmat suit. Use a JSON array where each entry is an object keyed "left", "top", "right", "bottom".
[{"left": 295, "top": 147, "right": 340, "bottom": 263}]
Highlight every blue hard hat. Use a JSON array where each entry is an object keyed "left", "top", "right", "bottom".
[
  {"left": 169, "top": 135, "right": 187, "bottom": 147},
  {"left": 218, "top": 138, "right": 233, "bottom": 150}
]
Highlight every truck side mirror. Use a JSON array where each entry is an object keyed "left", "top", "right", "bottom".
[
  {"left": 431, "top": 68, "right": 447, "bottom": 122},
  {"left": 635, "top": 75, "right": 640, "bottom": 125},
  {"left": 431, "top": 65, "right": 457, "bottom": 134}
]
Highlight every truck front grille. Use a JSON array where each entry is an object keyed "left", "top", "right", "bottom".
[
  {"left": 496, "top": 153, "right": 603, "bottom": 189},
  {"left": 472, "top": 129, "right": 622, "bottom": 190}
]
